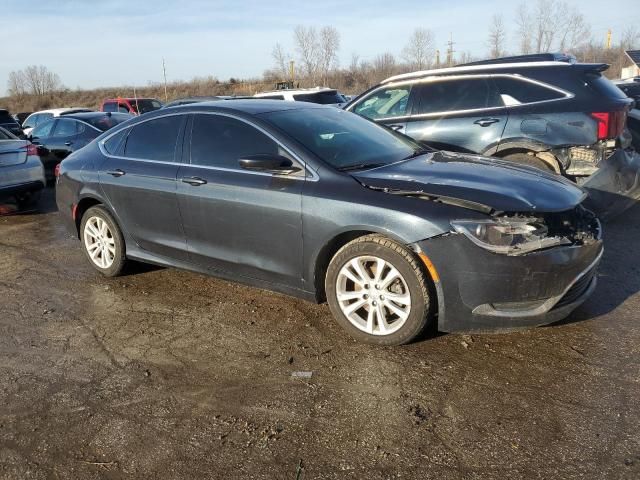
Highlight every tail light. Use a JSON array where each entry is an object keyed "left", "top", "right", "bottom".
[
  {"left": 54, "top": 163, "right": 61, "bottom": 178},
  {"left": 591, "top": 111, "right": 627, "bottom": 140},
  {"left": 25, "top": 143, "right": 38, "bottom": 156}
]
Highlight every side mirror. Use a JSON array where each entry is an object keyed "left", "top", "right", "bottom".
[{"left": 238, "top": 154, "right": 301, "bottom": 175}]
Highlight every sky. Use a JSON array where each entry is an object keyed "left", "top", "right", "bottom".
[{"left": 0, "top": 0, "right": 638, "bottom": 96}]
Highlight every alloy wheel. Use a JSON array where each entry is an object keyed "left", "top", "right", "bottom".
[
  {"left": 335, "top": 255, "right": 412, "bottom": 336},
  {"left": 83, "top": 216, "right": 116, "bottom": 269}
]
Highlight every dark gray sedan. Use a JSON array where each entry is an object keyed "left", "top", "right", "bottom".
[{"left": 56, "top": 101, "right": 602, "bottom": 345}]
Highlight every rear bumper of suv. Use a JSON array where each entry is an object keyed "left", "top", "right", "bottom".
[{"left": 416, "top": 234, "right": 603, "bottom": 333}]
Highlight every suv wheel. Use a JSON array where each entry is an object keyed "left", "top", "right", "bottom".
[
  {"left": 503, "top": 153, "right": 554, "bottom": 172},
  {"left": 80, "top": 206, "right": 127, "bottom": 276},
  {"left": 325, "top": 235, "right": 432, "bottom": 345}
]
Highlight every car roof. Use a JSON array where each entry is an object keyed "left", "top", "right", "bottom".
[
  {"left": 62, "top": 112, "right": 131, "bottom": 121},
  {"left": 29, "top": 108, "right": 91, "bottom": 115},
  {"left": 160, "top": 99, "right": 323, "bottom": 115},
  {"left": 382, "top": 61, "right": 573, "bottom": 84},
  {"left": 103, "top": 98, "right": 158, "bottom": 102},
  {"left": 255, "top": 87, "right": 338, "bottom": 96}
]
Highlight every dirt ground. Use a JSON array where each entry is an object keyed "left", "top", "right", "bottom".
[{"left": 0, "top": 187, "right": 638, "bottom": 480}]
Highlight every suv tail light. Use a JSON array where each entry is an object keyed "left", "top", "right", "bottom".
[
  {"left": 25, "top": 143, "right": 38, "bottom": 156},
  {"left": 591, "top": 111, "right": 626, "bottom": 140}
]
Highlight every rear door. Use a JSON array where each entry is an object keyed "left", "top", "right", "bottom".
[
  {"left": 350, "top": 83, "right": 413, "bottom": 134},
  {"left": 405, "top": 76, "right": 507, "bottom": 154},
  {"left": 98, "top": 114, "right": 189, "bottom": 260},
  {"left": 176, "top": 112, "right": 304, "bottom": 287},
  {"left": 43, "top": 118, "right": 79, "bottom": 173}
]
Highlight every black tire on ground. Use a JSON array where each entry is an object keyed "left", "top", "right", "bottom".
[
  {"left": 325, "top": 234, "right": 433, "bottom": 346},
  {"left": 503, "top": 153, "right": 555, "bottom": 172},
  {"left": 15, "top": 190, "right": 41, "bottom": 209},
  {"left": 80, "top": 205, "right": 127, "bottom": 277}
]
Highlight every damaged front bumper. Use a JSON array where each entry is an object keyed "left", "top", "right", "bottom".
[{"left": 416, "top": 225, "right": 603, "bottom": 333}]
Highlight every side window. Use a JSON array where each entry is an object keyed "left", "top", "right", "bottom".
[
  {"left": 23, "top": 114, "right": 39, "bottom": 129},
  {"left": 31, "top": 120, "right": 55, "bottom": 139},
  {"left": 124, "top": 115, "right": 183, "bottom": 162},
  {"left": 414, "top": 78, "right": 502, "bottom": 115},
  {"left": 190, "top": 114, "right": 280, "bottom": 169},
  {"left": 103, "top": 102, "right": 117, "bottom": 113},
  {"left": 353, "top": 85, "right": 412, "bottom": 119},
  {"left": 103, "top": 128, "right": 129, "bottom": 155},
  {"left": 258, "top": 95, "right": 285, "bottom": 100},
  {"left": 52, "top": 119, "right": 78, "bottom": 138},
  {"left": 118, "top": 104, "right": 131, "bottom": 113},
  {"left": 493, "top": 77, "right": 567, "bottom": 105}
]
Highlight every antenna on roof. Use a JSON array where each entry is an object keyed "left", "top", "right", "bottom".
[{"left": 133, "top": 86, "right": 139, "bottom": 115}]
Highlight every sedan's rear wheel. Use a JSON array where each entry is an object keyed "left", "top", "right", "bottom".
[
  {"left": 80, "top": 206, "right": 126, "bottom": 276},
  {"left": 326, "top": 235, "right": 432, "bottom": 345}
]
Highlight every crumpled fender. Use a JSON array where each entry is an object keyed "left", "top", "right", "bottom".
[{"left": 582, "top": 149, "right": 640, "bottom": 220}]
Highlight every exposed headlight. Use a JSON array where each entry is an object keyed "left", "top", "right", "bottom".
[{"left": 451, "top": 217, "right": 570, "bottom": 255}]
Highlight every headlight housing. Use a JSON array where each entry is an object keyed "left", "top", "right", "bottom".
[{"left": 451, "top": 217, "right": 570, "bottom": 255}]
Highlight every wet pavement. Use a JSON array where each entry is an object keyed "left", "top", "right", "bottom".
[{"left": 0, "top": 188, "right": 638, "bottom": 479}]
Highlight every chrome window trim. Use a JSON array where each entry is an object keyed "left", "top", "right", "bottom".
[
  {"left": 346, "top": 73, "right": 574, "bottom": 122},
  {"left": 98, "top": 110, "right": 318, "bottom": 181}
]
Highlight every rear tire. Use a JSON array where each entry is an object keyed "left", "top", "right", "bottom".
[
  {"left": 80, "top": 206, "right": 127, "bottom": 277},
  {"left": 503, "top": 153, "right": 554, "bottom": 172},
  {"left": 325, "top": 235, "right": 432, "bottom": 346}
]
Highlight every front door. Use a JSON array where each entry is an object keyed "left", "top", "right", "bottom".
[
  {"left": 176, "top": 113, "right": 304, "bottom": 287},
  {"left": 98, "top": 114, "right": 189, "bottom": 261}
]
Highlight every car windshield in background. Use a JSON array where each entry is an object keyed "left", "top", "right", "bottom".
[
  {"left": 0, "top": 111, "right": 17, "bottom": 124},
  {"left": 293, "top": 91, "right": 346, "bottom": 104},
  {"left": 130, "top": 99, "right": 163, "bottom": 113},
  {"left": 262, "top": 107, "right": 421, "bottom": 170},
  {"left": 87, "top": 113, "right": 131, "bottom": 131}
]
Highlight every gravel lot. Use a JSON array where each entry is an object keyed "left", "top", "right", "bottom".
[{"left": 0, "top": 187, "right": 639, "bottom": 479}]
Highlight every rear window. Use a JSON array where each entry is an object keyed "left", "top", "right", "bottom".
[
  {"left": 293, "top": 91, "right": 345, "bottom": 104},
  {"left": 493, "top": 77, "right": 566, "bottom": 104},
  {"left": 257, "top": 95, "right": 285, "bottom": 100},
  {"left": 587, "top": 73, "right": 629, "bottom": 100},
  {"left": 103, "top": 102, "right": 118, "bottom": 113},
  {"left": 85, "top": 113, "right": 131, "bottom": 131},
  {"left": 0, "top": 127, "right": 16, "bottom": 140},
  {"left": 129, "top": 99, "right": 163, "bottom": 114}
]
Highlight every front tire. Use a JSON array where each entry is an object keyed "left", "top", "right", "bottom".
[
  {"left": 325, "top": 235, "right": 432, "bottom": 346},
  {"left": 503, "top": 153, "right": 554, "bottom": 172},
  {"left": 80, "top": 206, "right": 127, "bottom": 277}
]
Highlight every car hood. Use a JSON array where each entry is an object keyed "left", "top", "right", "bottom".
[{"left": 352, "top": 151, "right": 587, "bottom": 213}]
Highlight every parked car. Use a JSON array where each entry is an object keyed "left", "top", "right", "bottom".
[
  {"left": 22, "top": 108, "right": 93, "bottom": 137},
  {"left": 12, "top": 112, "right": 33, "bottom": 125},
  {"left": 615, "top": 80, "right": 640, "bottom": 150},
  {"left": 345, "top": 54, "right": 633, "bottom": 180},
  {"left": 0, "top": 126, "right": 45, "bottom": 209},
  {"left": 29, "top": 112, "right": 131, "bottom": 180},
  {"left": 163, "top": 96, "right": 226, "bottom": 108},
  {"left": 0, "top": 109, "right": 25, "bottom": 138},
  {"left": 56, "top": 101, "right": 602, "bottom": 345},
  {"left": 615, "top": 79, "right": 640, "bottom": 104},
  {"left": 254, "top": 87, "right": 347, "bottom": 106},
  {"left": 100, "top": 98, "right": 163, "bottom": 115}
]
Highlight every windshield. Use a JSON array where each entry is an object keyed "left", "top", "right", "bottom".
[
  {"left": 86, "top": 113, "right": 132, "bottom": 131},
  {"left": 261, "top": 107, "right": 422, "bottom": 170},
  {"left": 129, "top": 99, "right": 163, "bottom": 113},
  {"left": 293, "top": 91, "right": 346, "bottom": 105}
]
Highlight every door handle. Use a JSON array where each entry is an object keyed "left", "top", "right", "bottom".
[
  {"left": 388, "top": 124, "right": 404, "bottom": 131},
  {"left": 64, "top": 141, "right": 74, "bottom": 146},
  {"left": 474, "top": 118, "right": 500, "bottom": 127},
  {"left": 106, "top": 169, "right": 125, "bottom": 177},
  {"left": 181, "top": 176, "right": 207, "bottom": 186}
]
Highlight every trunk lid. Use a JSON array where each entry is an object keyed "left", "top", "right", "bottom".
[{"left": 0, "top": 140, "right": 29, "bottom": 167}]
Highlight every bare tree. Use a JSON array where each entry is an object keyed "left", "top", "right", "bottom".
[
  {"left": 620, "top": 26, "right": 640, "bottom": 50},
  {"left": 372, "top": 52, "right": 397, "bottom": 81},
  {"left": 294, "top": 25, "right": 320, "bottom": 83},
  {"left": 318, "top": 26, "right": 340, "bottom": 86},
  {"left": 515, "top": 4, "right": 532, "bottom": 54},
  {"left": 401, "top": 28, "right": 435, "bottom": 70},
  {"left": 7, "top": 65, "right": 61, "bottom": 97},
  {"left": 271, "top": 43, "right": 289, "bottom": 79},
  {"left": 349, "top": 52, "right": 360, "bottom": 73},
  {"left": 487, "top": 14, "right": 507, "bottom": 58},
  {"left": 557, "top": 9, "right": 590, "bottom": 52}
]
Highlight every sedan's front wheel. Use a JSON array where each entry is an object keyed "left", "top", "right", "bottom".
[
  {"left": 80, "top": 206, "right": 127, "bottom": 277},
  {"left": 326, "top": 235, "right": 432, "bottom": 345}
]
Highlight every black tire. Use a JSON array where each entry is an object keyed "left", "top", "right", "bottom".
[
  {"left": 325, "top": 234, "right": 432, "bottom": 346},
  {"left": 503, "top": 153, "right": 555, "bottom": 172},
  {"left": 80, "top": 205, "right": 127, "bottom": 277},
  {"left": 15, "top": 190, "right": 41, "bottom": 209}
]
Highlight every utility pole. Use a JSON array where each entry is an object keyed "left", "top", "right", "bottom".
[
  {"left": 446, "top": 33, "right": 456, "bottom": 67},
  {"left": 606, "top": 29, "right": 612, "bottom": 49},
  {"left": 435, "top": 49, "right": 440, "bottom": 69},
  {"left": 289, "top": 60, "right": 295, "bottom": 82},
  {"left": 162, "top": 58, "right": 168, "bottom": 102}
]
